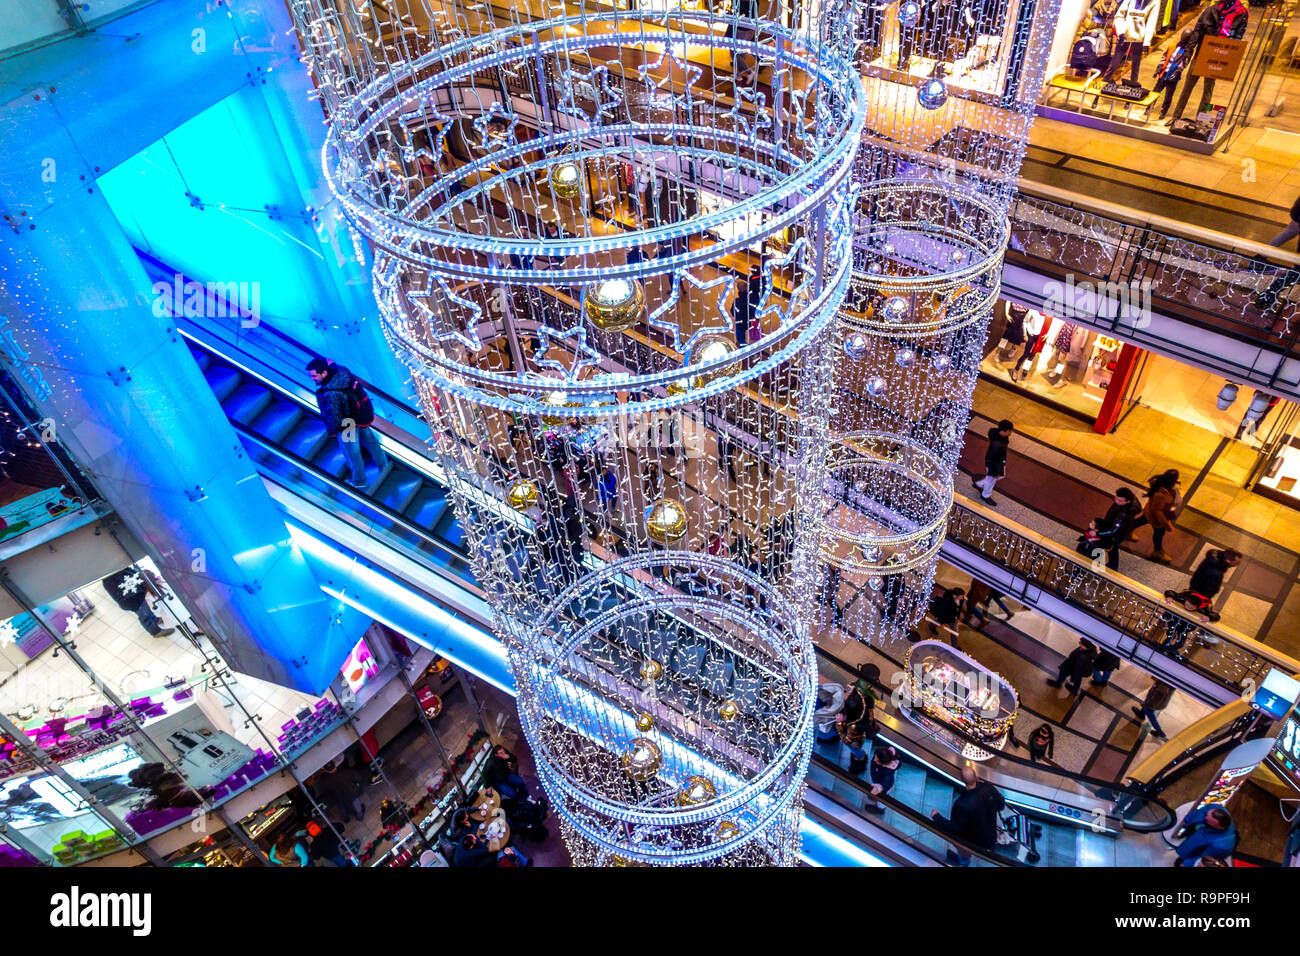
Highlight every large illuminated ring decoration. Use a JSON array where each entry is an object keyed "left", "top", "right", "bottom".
[{"left": 513, "top": 551, "right": 815, "bottom": 866}]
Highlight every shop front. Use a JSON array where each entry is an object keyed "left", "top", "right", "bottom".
[
  {"left": 0, "top": 556, "right": 499, "bottom": 865},
  {"left": 1037, "top": 0, "right": 1294, "bottom": 149}
]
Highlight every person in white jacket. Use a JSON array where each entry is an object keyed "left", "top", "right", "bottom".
[
  {"left": 814, "top": 683, "right": 846, "bottom": 744},
  {"left": 1102, "top": 0, "right": 1158, "bottom": 85}
]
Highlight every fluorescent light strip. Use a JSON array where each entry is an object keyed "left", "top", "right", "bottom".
[{"left": 289, "top": 523, "right": 889, "bottom": 867}]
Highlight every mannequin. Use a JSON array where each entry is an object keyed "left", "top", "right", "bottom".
[
  {"left": 1009, "top": 309, "right": 1046, "bottom": 381},
  {"left": 1103, "top": 0, "right": 1159, "bottom": 85},
  {"left": 997, "top": 301, "right": 1029, "bottom": 357},
  {"left": 1171, "top": 0, "right": 1249, "bottom": 120}
]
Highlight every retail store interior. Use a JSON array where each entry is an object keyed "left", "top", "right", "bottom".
[{"left": 1, "top": 0, "right": 1300, "bottom": 871}]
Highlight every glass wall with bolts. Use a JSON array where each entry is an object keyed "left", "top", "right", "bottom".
[{"left": 0, "top": 365, "right": 104, "bottom": 552}]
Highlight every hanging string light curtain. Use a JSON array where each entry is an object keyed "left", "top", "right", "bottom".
[
  {"left": 289, "top": 0, "right": 864, "bottom": 865},
  {"left": 817, "top": 0, "right": 1062, "bottom": 645}
]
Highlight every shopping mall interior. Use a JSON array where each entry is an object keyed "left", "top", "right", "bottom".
[{"left": 1, "top": 0, "right": 1300, "bottom": 872}]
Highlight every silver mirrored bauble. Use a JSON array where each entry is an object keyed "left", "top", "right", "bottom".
[
  {"left": 883, "top": 296, "right": 909, "bottom": 323},
  {"left": 950, "top": 249, "right": 966, "bottom": 263},
  {"left": 866, "top": 376, "right": 887, "bottom": 396},
  {"left": 866, "top": 261, "right": 884, "bottom": 276},
  {"left": 898, "top": 0, "right": 921, "bottom": 27},
  {"left": 918, "top": 77, "right": 948, "bottom": 110},
  {"left": 895, "top": 347, "right": 916, "bottom": 368},
  {"left": 843, "top": 332, "right": 869, "bottom": 360},
  {"left": 867, "top": 575, "right": 884, "bottom": 592},
  {"left": 932, "top": 353, "right": 953, "bottom": 372},
  {"left": 880, "top": 242, "right": 896, "bottom": 257}
]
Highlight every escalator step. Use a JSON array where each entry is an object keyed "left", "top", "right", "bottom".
[
  {"left": 282, "top": 418, "right": 330, "bottom": 463},
  {"left": 250, "top": 399, "right": 304, "bottom": 445},
  {"left": 436, "top": 511, "right": 466, "bottom": 549},
  {"left": 405, "top": 487, "right": 448, "bottom": 530},
  {"left": 189, "top": 347, "right": 211, "bottom": 372},
  {"left": 224, "top": 384, "right": 273, "bottom": 425},
  {"left": 204, "top": 364, "right": 242, "bottom": 403},
  {"left": 375, "top": 470, "right": 425, "bottom": 515},
  {"left": 921, "top": 777, "right": 956, "bottom": 817}
]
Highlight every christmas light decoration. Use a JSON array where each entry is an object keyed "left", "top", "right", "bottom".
[
  {"left": 289, "top": 0, "right": 864, "bottom": 865},
  {"left": 816, "top": 0, "right": 1061, "bottom": 645}
]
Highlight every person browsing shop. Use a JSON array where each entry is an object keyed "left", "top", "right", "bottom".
[{"left": 975, "top": 419, "right": 1014, "bottom": 506}]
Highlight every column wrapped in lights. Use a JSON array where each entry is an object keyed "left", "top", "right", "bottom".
[
  {"left": 817, "top": 0, "right": 1061, "bottom": 644},
  {"left": 290, "top": 0, "right": 864, "bottom": 865}
]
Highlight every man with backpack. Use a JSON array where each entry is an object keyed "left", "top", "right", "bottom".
[{"left": 308, "top": 358, "right": 389, "bottom": 489}]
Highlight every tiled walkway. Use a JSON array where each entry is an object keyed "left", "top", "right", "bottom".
[
  {"left": 1026, "top": 116, "right": 1300, "bottom": 244},
  {"left": 967, "top": 379, "right": 1300, "bottom": 657}
]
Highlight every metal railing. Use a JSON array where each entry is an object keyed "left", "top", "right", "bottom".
[
  {"left": 1009, "top": 181, "right": 1300, "bottom": 372},
  {"left": 946, "top": 498, "right": 1299, "bottom": 693}
]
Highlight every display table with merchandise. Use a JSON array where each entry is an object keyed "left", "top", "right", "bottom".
[{"left": 901, "top": 640, "right": 1019, "bottom": 760}]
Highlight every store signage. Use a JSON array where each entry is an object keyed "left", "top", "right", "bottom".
[
  {"left": 1191, "top": 37, "right": 1246, "bottom": 81},
  {"left": 1194, "top": 737, "right": 1276, "bottom": 811}
]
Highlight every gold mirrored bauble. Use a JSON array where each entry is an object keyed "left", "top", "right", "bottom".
[
  {"left": 640, "top": 659, "right": 664, "bottom": 681},
  {"left": 675, "top": 774, "right": 717, "bottom": 807},
  {"left": 506, "top": 478, "right": 539, "bottom": 512},
  {"left": 715, "top": 820, "right": 741, "bottom": 842},
  {"left": 635, "top": 712, "right": 654, "bottom": 732},
  {"left": 539, "top": 390, "right": 578, "bottom": 426},
  {"left": 645, "top": 497, "right": 688, "bottom": 544},
  {"left": 583, "top": 277, "right": 644, "bottom": 333},
  {"left": 668, "top": 333, "right": 739, "bottom": 394},
  {"left": 718, "top": 700, "right": 740, "bottom": 721},
  {"left": 549, "top": 160, "right": 583, "bottom": 200},
  {"left": 622, "top": 737, "right": 663, "bottom": 781}
]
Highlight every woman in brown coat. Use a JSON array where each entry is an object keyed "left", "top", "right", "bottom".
[{"left": 1135, "top": 469, "right": 1180, "bottom": 565}]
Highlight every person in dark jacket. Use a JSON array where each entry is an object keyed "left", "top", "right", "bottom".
[
  {"left": 452, "top": 833, "right": 496, "bottom": 867},
  {"left": 1187, "top": 548, "right": 1241, "bottom": 603},
  {"left": 308, "top": 358, "right": 389, "bottom": 488},
  {"left": 1090, "top": 648, "right": 1122, "bottom": 686},
  {"left": 733, "top": 267, "right": 765, "bottom": 346},
  {"left": 1026, "top": 723, "right": 1055, "bottom": 763},
  {"left": 1175, "top": 805, "right": 1237, "bottom": 866},
  {"left": 864, "top": 744, "right": 899, "bottom": 815},
  {"left": 308, "top": 820, "right": 353, "bottom": 867},
  {"left": 930, "top": 766, "right": 1005, "bottom": 865},
  {"left": 1132, "top": 679, "right": 1174, "bottom": 739},
  {"left": 101, "top": 566, "right": 174, "bottom": 637},
  {"left": 928, "top": 586, "right": 967, "bottom": 647},
  {"left": 311, "top": 757, "right": 365, "bottom": 823},
  {"left": 1047, "top": 638, "right": 1097, "bottom": 694},
  {"left": 975, "top": 419, "right": 1014, "bottom": 506},
  {"left": 1157, "top": 590, "right": 1221, "bottom": 656},
  {"left": 1098, "top": 488, "right": 1142, "bottom": 572}
]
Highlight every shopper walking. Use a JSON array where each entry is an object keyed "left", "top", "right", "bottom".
[
  {"left": 1186, "top": 547, "right": 1242, "bottom": 605},
  {"left": 1157, "top": 590, "right": 1220, "bottom": 655},
  {"left": 930, "top": 767, "right": 1005, "bottom": 865},
  {"left": 964, "top": 579, "right": 1014, "bottom": 628},
  {"left": 864, "top": 744, "right": 900, "bottom": 815},
  {"left": 1047, "top": 638, "right": 1098, "bottom": 694},
  {"left": 311, "top": 756, "right": 366, "bottom": 823},
  {"left": 1026, "top": 723, "right": 1055, "bottom": 763},
  {"left": 1090, "top": 648, "right": 1122, "bottom": 686},
  {"left": 927, "top": 586, "right": 967, "bottom": 647},
  {"left": 1133, "top": 469, "right": 1180, "bottom": 564},
  {"left": 1097, "top": 487, "right": 1142, "bottom": 572},
  {"left": 820, "top": 564, "right": 845, "bottom": 628},
  {"left": 1254, "top": 195, "right": 1300, "bottom": 315},
  {"left": 975, "top": 420, "right": 1014, "bottom": 506},
  {"left": 308, "top": 357, "right": 389, "bottom": 489},
  {"left": 1131, "top": 679, "right": 1174, "bottom": 739},
  {"left": 839, "top": 719, "right": 869, "bottom": 777},
  {"left": 101, "top": 567, "right": 175, "bottom": 637}
]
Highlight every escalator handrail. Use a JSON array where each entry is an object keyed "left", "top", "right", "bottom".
[
  {"left": 138, "top": 247, "right": 423, "bottom": 418},
  {"left": 812, "top": 644, "right": 1178, "bottom": 832},
  {"left": 229, "top": 418, "right": 472, "bottom": 564},
  {"left": 808, "top": 752, "right": 1025, "bottom": 867}
]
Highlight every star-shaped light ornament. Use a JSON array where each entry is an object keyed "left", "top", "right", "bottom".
[
  {"left": 0, "top": 619, "right": 18, "bottom": 647},
  {"left": 471, "top": 102, "right": 520, "bottom": 153},
  {"left": 533, "top": 320, "right": 604, "bottom": 382},
  {"left": 64, "top": 614, "right": 82, "bottom": 638},
  {"left": 756, "top": 236, "right": 819, "bottom": 328},
  {"left": 726, "top": 84, "right": 773, "bottom": 139},
  {"left": 408, "top": 277, "right": 486, "bottom": 352},
  {"left": 646, "top": 270, "right": 737, "bottom": 354},
  {"left": 555, "top": 65, "right": 625, "bottom": 126},
  {"left": 637, "top": 40, "right": 704, "bottom": 108}
]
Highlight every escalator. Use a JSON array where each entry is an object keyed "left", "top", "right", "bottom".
[{"left": 161, "top": 265, "right": 1180, "bottom": 866}]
